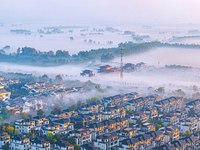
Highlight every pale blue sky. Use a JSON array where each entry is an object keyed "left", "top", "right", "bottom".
[{"left": 0, "top": 0, "right": 199, "bottom": 25}]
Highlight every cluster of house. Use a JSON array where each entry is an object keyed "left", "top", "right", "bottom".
[
  {"left": 0, "top": 96, "right": 44, "bottom": 114},
  {"left": 123, "top": 62, "right": 145, "bottom": 72},
  {"left": 96, "top": 62, "right": 146, "bottom": 74},
  {"left": 80, "top": 62, "right": 145, "bottom": 77},
  {"left": 0, "top": 76, "right": 21, "bottom": 88},
  {"left": 80, "top": 70, "right": 95, "bottom": 77},
  {"left": 0, "top": 76, "right": 21, "bottom": 101},
  {"left": 1, "top": 92, "right": 200, "bottom": 149},
  {"left": 22, "top": 82, "right": 83, "bottom": 97}
]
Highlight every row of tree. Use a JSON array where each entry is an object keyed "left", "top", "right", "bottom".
[{"left": 2, "top": 41, "right": 200, "bottom": 66}]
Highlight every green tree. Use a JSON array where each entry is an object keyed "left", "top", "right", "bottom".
[
  {"left": 7, "top": 126, "right": 14, "bottom": 135},
  {"left": 28, "top": 130, "right": 35, "bottom": 139},
  {"left": 155, "top": 124, "right": 162, "bottom": 130},
  {"left": 148, "top": 119, "right": 153, "bottom": 123},
  {"left": 54, "top": 133, "right": 60, "bottom": 141},
  {"left": 28, "top": 114, "right": 32, "bottom": 119},
  {"left": 185, "top": 130, "right": 191, "bottom": 136},
  {"left": 67, "top": 137, "right": 76, "bottom": 145},
  {"left": 32, "top": 58, "right": 37, "bottom": 63},
  {"left": 157, "top": 120, "right": 163, "bottom": 125},
  {"left": 37, "top": 109, "right": 44, "bottom": 116},
  {"left": 125, "top": 106, "right": 127, "bottom": 111},
  {"left": 129, "top": 107, "right": 133, "bottom": 113},
  {"left": 129, "top": 122, "right": 134, "bottom": 127},
  {"left": 20, "top": 107, "right": 23, "bottom": 113},
  {"left": 22, "top": 112, "right": 26, "bottom": 119},
  {"left": 101, "top": 53, "right": 114, "bottom": 62},
  {"left": 46, "top": 132, "right": 54, "bottom": 142},
  {"left": 55, "top": 74, "right": 62, "bottom": 81},
  {"left": 77, "top": 100, "right": 82, "bottom": 108},
  {"left": 2, "top": 108, "right": 8, "bottom": 115},
  {"left": 17, "top": 48, "right": 21, "bottom": 54},
  {"left": 74, "top": 144, "right": 80, "bottom": 150},
  {"left": 136, "top": 119, "right": 143, "bottom": 125},
  {"left": 0, "top": 117, "right": 3, "bottom": 121},
  {"left": 2, "top": 143, "right": 9, "bottom": 150},
  {"left": 42, "top": 74, "right": 49, "bottom": 80}
]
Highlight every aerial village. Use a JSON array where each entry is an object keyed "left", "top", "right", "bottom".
[{"left": 0, "top": 63, "right": 200, "bottom": 150}]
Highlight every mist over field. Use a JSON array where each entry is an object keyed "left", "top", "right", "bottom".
[{"left": 0, "top": 0, "right": 200, "bottom": 110}]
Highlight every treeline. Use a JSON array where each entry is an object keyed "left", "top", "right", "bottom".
[
  {"left": 1, "top": 41, "right": 200, "bottom": 66},
  {"left": 165, "top": 65, "right": 192, "bottom": 69}
]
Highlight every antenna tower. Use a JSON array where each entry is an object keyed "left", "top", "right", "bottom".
[{"left": 120, "top": 48, "right": 124, "bottom": 79}]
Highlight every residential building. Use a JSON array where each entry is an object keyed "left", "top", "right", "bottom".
[
  {"left": 30, "top": 138, "right": 50, "bottom": 150},
  {"left": 69, "top": 128, "right": 92, "bottom": 146},
  {"left": 94, "top": 132, "right": 119, "bottom": 150},
  {"left": 10, "top": 134, "right": 30, "bottom": 150}
]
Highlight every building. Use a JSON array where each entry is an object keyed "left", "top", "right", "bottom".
[
  {"left": 180, "top": 117, "right": 199, "bottom": 134},
  {"left": 10, "top": 134, "right": 30, "bottom": 150},
  {"left": 80, "top": 70, "right": 95, "bottom": 77},
  {"left": 185, "top": 99, "right": 200, "bottom": 114},
  {"left": 89, "top": 122, "right": 106, "bottom": 140},
  {"left": 154, "top": 97, "right": 182, "bottom": 114},
  {"left": 15, "top": 119, "right": 36, "bottom": 134},
  {"left": 94, "top": 132, "right": 119, "bottom": 150},
  {"left": 55, "top": 140, "right": 74, "bottom": 150},
  {"left": 69, "top": 128, "right": 92, "bottom": 146},
  {"left": 30, "top": 138, "right": 50, "bottom": 150},
  {"left": 0, "top": 131, "right": 10, "bottom": 149},
  {"left": 97, "top": 65, "right": 119, "bottom": 73},
  {"left": 0, "top": 88, "right": 10, "bottom": 101},
  {"left": 81, "top": 143, "right": 100, "bottom": 150}
]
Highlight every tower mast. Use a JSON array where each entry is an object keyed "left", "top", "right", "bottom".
[{"left": 120, "top": 48, "right": 124, "bottom": 79}]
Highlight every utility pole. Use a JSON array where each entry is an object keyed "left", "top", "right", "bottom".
[{"left": 120, "top": 48, "right": 124, "bottom": 79}]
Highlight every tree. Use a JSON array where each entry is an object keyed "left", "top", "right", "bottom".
[
  {"left": 156, "top": 87, "right": 165, "bottom": 93},
  {"left": 37, "top": 109, "right": 44, "bottom": 116},
  {"left": 125, "top": 106, "right": 127, "bottom": 111},
  {"left": 54, "top": 133, "right": 60, "bottom": 141},
  {"left": 155, "top": 124, "right": 162, "bottom": 130},
  {"left": 2, "top": 108, "right": 8, "bottom": 115},
  {"left": 107, "top": 103, "right": 111, "bottom": 107},
  {"left": 32, "top": 58, "right": 37, "bottom": 63},
  {"left": 67, "top": 137, "right": 76, "bottom": 145},
  {"left": 20, "top": 107, "right": 23, "bottom": 113},
  {"left": 28, "top": 130, "right": 35, "bottom": 139},
  {"left": 46, "top": 132, "right": 54, "bottom": 142},
  {"left": 2, "top": 143, "right": 9, "bottom": 150},
  {"left": 185, "top": 130, "right": 191, "bottom": 136},
  {"left": 129, "top": 107, "right": 133, "bottom": 113},
  {"left": 42, "top": 74, "right": 49, "bottom": 80},
  {"left": 55, "top": 74, "right": 62, "bottom": 81},
  {"left": 22, "top": 112, "right": 26, "bottom": 119},
  {"left": 157, "top": 120, "right": 163, "bottom": 125},
  {"left": 148, "top": 119, "right": 153, "bottom": 123},
  {"left": 136, "top": 119, "right": 143, "bottom": 125},
  {"left": 7, "top": 126, "right": 14, "bottom": 135},
  {"left": 129, "top": 122, "right": 134, "bottom": 127},
  {"left": 53, "top": 139, "right": 57, "bottom": 143},
  {"left": 17, "top": 48, "right": 21, "bottom": 54},
  {"left": 101, "top": 53, "right": 114, "bottom": 62},
  {"left": 28, "top": 114, "right": 32, "bottom": 119},
  {"left": 49, "top": 78, "right": 53, "bottom": 84},
  {"left": 74, "top": 144, "right": 80, "bottom": 150},
  {"left": 0, "top": 117, "right": 3, "bottom": 121},
  {"left": 77, "top": 100, "right": 82, "bottom": 108}
]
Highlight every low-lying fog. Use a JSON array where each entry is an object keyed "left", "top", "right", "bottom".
[
  {"left": 113, "top": 47, "right": 200, "bottom": 68},
  {"left": 1, "top": 47, "right": 200, "bottom": 92},
  {"left": 1, "top": 23, "right": 200, "bottom": 54}
]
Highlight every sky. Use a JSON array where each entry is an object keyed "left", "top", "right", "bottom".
[{"left": 0, "top": 0, "right": 200, "bottom": 25}]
